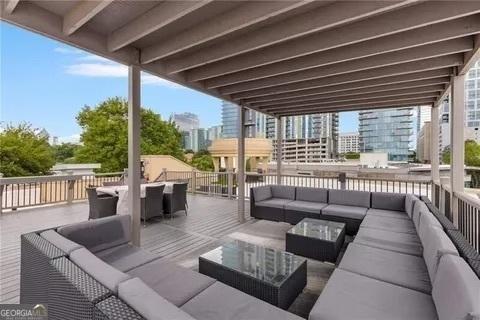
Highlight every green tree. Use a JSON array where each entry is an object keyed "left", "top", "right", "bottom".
[
  {"left": 0, "top": 123, "right": 55, "bottom": 177},
  {"left": 75, "top": 97, "right": 184, "bottom": 172},
  {"left": 343, "top": 152, "right": 360, "bottom": 160},
  {"left": 52, "top": 143, "right": 79, "bottom": 163},
  {"left": 441, "top": 140, "right": 480, "bottom": 167},
  {"left": 190, "top": 150, "right": 214, "bottom": 171}
]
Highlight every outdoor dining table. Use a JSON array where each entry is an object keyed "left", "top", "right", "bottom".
[{"left": 96, "top": 182, "right": 175, "bottom": 215}]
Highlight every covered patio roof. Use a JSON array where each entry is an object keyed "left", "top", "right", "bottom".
[{"left": 2, "top": 0, "right": 480, "bottom": 116}]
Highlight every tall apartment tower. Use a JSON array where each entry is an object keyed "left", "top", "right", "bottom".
[
  {"left": 221, "top": 101, "right": 266, "bottom": 138},
  {"left": 338, "top": 132, "right": 360, "bottom": 154},
  {"left": 359, "top": 108, "right": 414, "bottom": 162},
  {"left": 171, "top": 112, "right": 200, "bottom": 132}
]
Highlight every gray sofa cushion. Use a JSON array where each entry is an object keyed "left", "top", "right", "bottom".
[
  {"left": 432, "top": 254, "right": 480, "bottom": 320},
  {"left": 328, "top": 189, "right": 370, "bottom": 208},
  {"left": 309, "top": 269, "right": 437, "bottom": 320},
  {"left": 360, "top": 214, "right": 417, "bottom": 234},
  {"left": 422, "top": 226, "right": 459, "bottom": 283},
  {"left": 366, "top": 208, "right": 409, "bottom": 220},
  {"left": 339, "top": 243, "right": 431, "bottom": 294},
  {"left": 354, "top": 226, "right": 422, "bottom": 256},
  {"left": 418, "top": 211, "right": 443, "bottom": 245},
  {"left": 295, "top": 187, "right": 328, "bottom": 203},
  {"left": 371, "top": 192, "right": 406, "bottom": 212},
  {"left": 412, "top": 200, "right": 429, "bottom": 231},
  {"left": 127, "top": 258, "right": 215, "bottom": 307},
  {"left": 252, "top": 186, "right": 272, "bottom": 202},
  {"left": 271, "top": 185, "right": 296, "bottom": 200},
  {"left": 57, "top": 215, "right": 131, "bottom": 253},
  {"left": 70, "top": 247, "right": 131, "bottom": 293},
  {"left": 322, "top": 204, "right": 368, "bottom": 220},
  {"left": 256, "top": 198, "right": 293, "bottom": 209},
  {"left": 181, "top": 282, "right": 303, "bottom": 320},
  {"left": 95, "top": 244, "right": 159, "bottom": 272},
  {"left": 284, "top": 200, "right": 326, "bottom": 214},
  {"left": 40, "top": 230, "right": 83, "bottom": 254},
  {"left": 118, "top": 277, "right": 196, "bottom": 320},
  {"left": 405, "top": 194, "right": 419, "bottom": 218}
]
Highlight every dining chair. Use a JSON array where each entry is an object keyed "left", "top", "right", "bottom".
[
  {"left": 141, "top": 184, "right": 165, "bottom": 225},
  {"left": 86, "top": 187, "right": 118, "bottom": 220},
  {"left": 163, "top": 183, "right": 188, "bottom": 218}
]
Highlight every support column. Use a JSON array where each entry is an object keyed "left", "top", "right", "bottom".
[
  {"left": 430, "top": 104, "right": 440, "bottom": 205},
  {"left": 450, "top": 74, "right": 465, "bottom": 226},
  {"left": 276, "top": 117, "right": 282, "bottom": 185},
  {"left": 237, "top": 106, "right": 246, "bottom": 223},
  {"left": 128, "top": 65, "right": 141, "bottom": 246}
]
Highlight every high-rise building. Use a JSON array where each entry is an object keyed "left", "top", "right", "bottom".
[
  {"left": 416, "top": 105, "right": 432, "bottom": 133},
  {"left": 466, "top": 61, "right": 480, "bottom": 128},
  {"left": 338, "top": 132, "right": 359, "bottom": 154},
  {"left": 171, "top": 112, "right": 199, "bottom": 132},
  {"left": 359, "top": 108, "right": 414, "bottom": 162},
  {"left": 416, "top": 121, "right": 431, "bottom": 163},
  {"left": 221, "top": 101, "right": 267, "bottom": 138},
  {"left": 191, "top": 128, "right": 207, "bottom": 152},
  {"left": 206, "top": 125, "right": 222, "bottom": 146}
]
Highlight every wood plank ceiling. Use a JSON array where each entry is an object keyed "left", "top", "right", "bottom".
[{"left": 2, "top": 0, "right": 480, "bottom": 116}]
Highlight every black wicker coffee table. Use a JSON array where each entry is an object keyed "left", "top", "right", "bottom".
[
  {"left": 286, "top": 218, "right": 346, "bottom": 263},
  {"left": 199, "top": 240, "right": 307, "bottom": 309}
]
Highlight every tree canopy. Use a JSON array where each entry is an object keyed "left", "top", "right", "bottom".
[
  {"left": 75, "top": 97, "right": 184, "bottom": 172},
  {"left": 190, "top": 150, "right": 214, "bottom": 171},
  {"left": 441, "top": 140, "right": 480, "bottom": 167},
  {"left": 0, "top": 123, "right": 55, "bottom": 177},
  {"left": 52, "top": 143, "right": 79, "bottom": 163}
]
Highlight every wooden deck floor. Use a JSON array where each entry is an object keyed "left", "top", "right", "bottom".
[{"left": 0, "top": 195, "right": 253, "bottom": 304}]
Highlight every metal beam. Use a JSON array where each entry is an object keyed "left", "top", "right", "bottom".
[
  {"left": 164, "top": 2, "right": 480, "bottom": 74},
  {"left": 459, "top": 34, "right": 480, "bottom": 75},
  {"left": 263, "top": 92, "right": 440, "bottom": 113},
  {"left": 128, "top": 65, "right": 141, "bottom": 246},
  {"left": 248, "top": 77, "right": 450, "bottom": 107},
  {"left": 141, "top": 1, "right": 311, "bottom": 63},
  {"left": 163, "top": 0, "right": 417, "bottom": 73},
  {"left": 3, "top": 0, "right": 20, "bottom": 14},
  {"left": 63, "top": 0, "right": 113, "bottom": 35},
  {"left": 273, "top": 98, "right": 436, "bottom": 117},
  {"left": 108, "top": 0, "right": 212, "bottom": 52},
  {"left": 207, "top": 39, "right": 472, "bottom": 89},
  {"left": 254, "top": 85, "right": 444, "bottom": 110},
  {"left": 190, "top": 18, "right": 480, "bottom": 81},
  {"left": 220, "top": 54, "right": 463, "bottom": 95}
]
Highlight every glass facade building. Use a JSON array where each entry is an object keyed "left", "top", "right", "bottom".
[
  {"left": 466, "top": 61, "right": 480, "bottom": 128},
  {"left": 359, "top": 108, "right": 414, "bottom": 161}
]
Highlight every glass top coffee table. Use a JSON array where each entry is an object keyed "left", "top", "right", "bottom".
[
  {"left": 286, "top": 218, "right": 346, "bottom": 263},
  {"left": 199, "top": 239, "right": 307, "bottom": 309}
]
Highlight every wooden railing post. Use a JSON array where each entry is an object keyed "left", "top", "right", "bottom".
[
  {"left": 191, "top": 170, "right": 197, "bottom": 194},
  {"left": 227, "top": 169, "right": 234, "bottom": 199},
  {"left": 66, "top": 179, "right": 75, "bottom": 204},
  {"left": 0, "top": 184, "right": 4, "bottom": 215}
]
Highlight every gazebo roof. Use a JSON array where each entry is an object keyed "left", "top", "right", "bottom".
[{"left": 2, "top": 0, "right": 480, "bottom": 116}]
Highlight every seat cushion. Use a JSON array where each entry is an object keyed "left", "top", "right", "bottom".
[
  {"left": 70, "top": 248, "right": 131, "bottom": 293},
  {"left": 421, "top": 226, "right": 459, "bottom": 283},
  {"left": 309, "top": 269, "right": 437, "bottom": 320},
  {"left": 284, "top": 200, "right": 327, "bottom": 214},
  {"left": 256, "top": 198, "right": 293, "bottom": 209},
  {"left": 412, "top": 201, "right": 429, "bottom": 231},
  {"left": 95, "top": 244, "right": 159, "bottom": 272},
  {"left": 57, "top": 215, "right": 131, "bottom": 253},
  {"left": 127, "top": 258, "right": 215, "bottom": 307},
  {"left": 322, "top": 204, "right": 367, "bottom": 220},
  {"left": 366, "top": 208, "right": 409, "bottom": 220},
  {"left": 432, "top": 254, "right": 480, "bottom": 320},
  {"left": 40, "top": 230, "right": 83, "bottom": 254},
  {"left": 118, "top": 277, "right": 196, "bottom": 320},
  {"left": 371, "top": 192, "right": 406, "bottom": 212},
  {"left": 271, "top": 185, "right": 296, "bottom": 200},
  {"left": 252, "top": 186, "right": 272, "bottom": 202},
  {"left": 405, "top": 194, "right": 419, "bottom": 218},
  {"left": 339, "top": 243, "right": 431, "bottom": 294},
  {"left": 354, "top": 226, "right": 422, "bottom": 257},
  {"left": 360, "top": 214, "right": 417, "bottom": 234},
  {"left": 328, "top": 189, "right": 370, "bottom": 208},
  {"left": 181, "top": 282, "right": 303, "bottom": 320},
  {"left": 295, "top": 187, "right": 328, "bottom": 203}
]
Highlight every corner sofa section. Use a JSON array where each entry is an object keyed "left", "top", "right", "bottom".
[{"left": 20, "top": 215, "right": 303, "bottom": 320}]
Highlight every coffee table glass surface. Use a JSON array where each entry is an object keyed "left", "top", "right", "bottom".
[{"left": 287, "top": 218, "right": 345, "bottom": 241}]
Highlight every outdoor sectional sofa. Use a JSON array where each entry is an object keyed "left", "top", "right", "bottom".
[
  {"left": 20, "top": 215, "right": 303, "bottom": 320},
  {"left": 251, "top": 185, "right": 480, "bottom": 320}
]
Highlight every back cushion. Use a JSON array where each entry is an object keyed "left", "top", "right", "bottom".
[
  {"left": 412, "top": 201, "right": 429, "bottom": 231},
  {"left": 371, "top": 192, "right": 405, "bottom": 211},
  {"left": 271, "top": 185, "right": 296, "bottom": 200},
  {"left": 296, "top": 187, "right": 328, "bottom": 203},
  {"left": 70, "top": 247, "right": 131, "bottom": 293},
  {"left": 252, "top": 186, "right": 272, "bottom": 202},
  {"left": 432, "top": 254, "right": 480, "bottom": 320},
  {"left": 58, "top": 215, "right": 131, "bottom": 253},
  {"left": 422, "top": 226, "right": 459, "bottom": 283},
  {"left": 328, "top": 190, "right": 370, "bottom": 208},
  {"left": 40, "top": 230, "right": 83, "bottom": 254},
  {"left": 405, "top": 194, "right": 419, "bottom": 217},
  {"left": 418, "top": 211, "right": 442, "bottom": 243}
]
